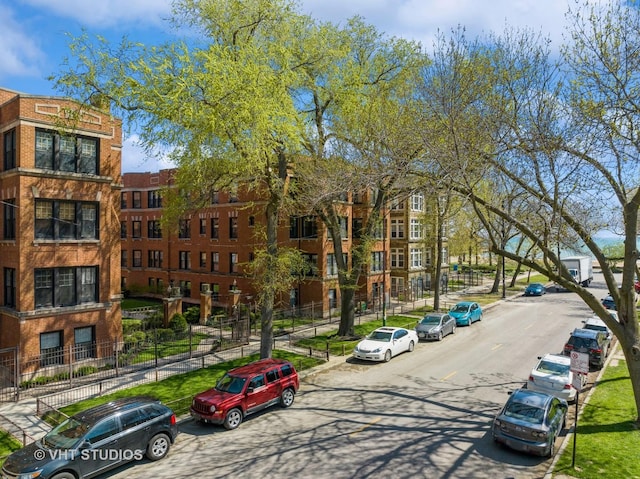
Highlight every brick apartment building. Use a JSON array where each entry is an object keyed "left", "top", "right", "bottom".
[
  {"left": 121, "top": 170, "right": 395, "bottom": 318},
  {"left": 120, "top": 170, "right": 446, "bottom": 318},
  {"left": 0, "top": 88, "right": 123, "bottom": 377}
]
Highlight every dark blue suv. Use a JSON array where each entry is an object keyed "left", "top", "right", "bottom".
[{"left": 1, "top": 397, "right": 178, "bottom": 479}]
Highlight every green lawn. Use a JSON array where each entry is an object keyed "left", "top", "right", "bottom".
[
  {"left": 0, "top": 430, "right": 22, "bottom": 467},
  {"left": 58, "top": 350, "right": 323, "bottom": 419},
  {"left": 553, "top": 355, "right": 640, "bottom": 478},
  {"left": 295, "top": 315, "right": 418, "bottom": 356}
]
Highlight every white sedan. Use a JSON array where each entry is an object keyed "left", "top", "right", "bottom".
[
  {"left": 527, "top": 353, "right": 586, "bottom": 403},
  {"left": 353, "top": 326, "right": 418, "bottom": 362}
]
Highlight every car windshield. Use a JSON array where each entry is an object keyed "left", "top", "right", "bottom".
[
  {"left": 451, "top": 304, "right": 469, "bottom": 313},
  {"left": 42, "top": 417, "right": 88, "bottom": 449},
  {"left": 504, "top": 402, "right": 545, "bottom": 424},
  {"left": 529, "top": 284, "right": 541, "bottom": 288},
  {"left": 570, "top": 337, "right": 597, "bottom": 349},
  {"left": 420, "top": 317, "right": 441, "bottom": 325},
  {"left": 585, "top": 324, "right": 606, "bottom": 333},
  {"left": 368, "top": 330, "right": 392, "bottom": 342},
  {"left": 215, "top": 374, "right": 247, "bottom": 394},
  {"left": 537, "top": 360, "right": 569, "bottom": 376}
]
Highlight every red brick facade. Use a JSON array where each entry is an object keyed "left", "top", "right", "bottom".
[
  {"left": 0, "top": 88, "right": 123, "bottom": 368},
  {"left": 120, "top": 170, "right": 389, "bottom": 318}
]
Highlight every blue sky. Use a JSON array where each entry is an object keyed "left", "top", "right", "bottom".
[{"left": 1, "top": 0, "right": 574, "bottom": 173}]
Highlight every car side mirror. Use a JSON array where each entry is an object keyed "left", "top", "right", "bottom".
[{"left": 78, "top": 440, "right": 91, "bottom": 450}]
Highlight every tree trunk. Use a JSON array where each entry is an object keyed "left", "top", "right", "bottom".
[
  {"left": 509, "top": 261, "right": 522, "bottom": 287},
  {"left": 490, "top": 256, "right": 502, "bottom": 294},
  {"left": 337, "top": 284, "right": 356, "bottom": 337},
  {"left": 259, "top": 197, "right": 278, "bottom": 358}
]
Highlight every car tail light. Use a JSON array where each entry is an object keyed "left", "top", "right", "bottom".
[
  {"left": 170, "top": 414, "right": 176, "bottom": 425},
  {"left": 564, "top": 383, "right": 571, "bottom": 390},
  {"left": 564, "top": 344, "right": 573, "bottom": 351},
  {"left": 591, "top": 348, "right": 602, "bottom": 354},
  {"left": 528, "top": 375, "right": 535, "bottom": 382}
]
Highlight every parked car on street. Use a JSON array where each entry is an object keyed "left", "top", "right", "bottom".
[
  {"left": 448, "top": 301, "right": 482, "bottom": 326},
  {"left": 582, "top": 316, "right": 613, "bottom": 342},
  {"left": 415, "top": 313, "right": 456, "bottom": 341},
  {"left": 353, "top": 326, "right": 417, "bottom": 362},
  {"left": 190, "top": 358, "right": 299, "bottom": 430},
  {"left": 1, "top": 397, "right": 178, "bottom": 479},
  {"left": 601, "top": 294, "right": 616, "bottom": 310},
  {"left": 492, "top": 388, "right": 567, "bottom": 457},
  {"left": 526, "top": 353, "right": 585, "bottom": 403},
  {"left": 563, "top": 328, "right": 610, "bottom": 369},
  {"left": 524, "top": 283, "right": 546, "bottom": 296}
]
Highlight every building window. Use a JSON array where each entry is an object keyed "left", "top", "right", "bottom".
[
  {"left": 147, "top": 220, "right": 162, "bottom": 239},
  {"left": 390, "top": 198, "right": 404, "bottom": 210},
  {"left": 40, "top": 331, "right": 63, "bottom": 366},
  {"left": 352, "top": 191, "right": 363, "bottom": 204},
  {"left": 147, "top": 190, "right": 162, "bottom": 208},
  {"left": 132, "top": 191, "right": 142, "bottom": 208},
  {"left": 120, "top": 192, "right": 127, "bottom": 210},
  {"left": 4, "top": 268, "right": 16, "bottom": 308},
  {"left": 249, "top": 216, "right": 255, "bottom": 227},
  {"left": 121, "top": 221, "right": 127, "bottom": 239},
  {"left": 410, "top": 218, "right": 423, "bottom": 240},
  {"left": 410, "top": 248, "right": 423, "bottom": 269},
  {"left": 390, "top": 219, "right": 404, "bottom": 239},
  {"left": 3, "top": 129, "right": 16, "bottom": 170},
  {"left": 34, "top": 266, "right": 98, "bottom": 309},
  {"left": 179, "top": 251, "right": 191, "bottom": 270},
  {"left": 211, "top": 283, "right": 219, "bottom": 301},
  {"left": 211, "top": 252, "right": 219, "bottom": 272},
  {"left": 391, "top": 277, "right": 405, "bottom": 297},
  {"left": 211, "top": 218, "right": 219, "bottom": 239},
  {"left": 200, "top": 251, "right": 207, "bottom": 268},
  {"left": 74, "top": 326, "right": 96, "bottom": 360},
  {"left": 179, "top": 219, "right": 191, "bottom": 239},
  {"left": 328, "top": 289, "right": 337, "bottom": 309},
  {"left": 302, "top": 216, "right": 317, "bottom": 238},
  {"left": 390, "top": 248, "right": 404, "bottom": 268},
  {"left": 410, "top": 194, "right": 424, "bottom": 212},
  {"left": 3, "top": 199, "right": 16, "bottom": 240},
  {"left": 230, "top": 253, "right": 238, "bottom": 273},
  {"left": 132, "top": 220, "right": 142, "bottom": 239},
  {"left": 199, "top": 218, "right": 206, "bottom": 235},
  {"left": 148, "top": 250, "right": 163, "bottom": 268},
  {"left": 229, "top": 217, "right": 238, "bottom": 239},
  {"left": 326, "top": 254, "right": 338, "bottom": 277},
  {"left": 302, "top": 253, "right": 318, "bottom": 276},
  {"left": 35, "top": 200, "right": 99, "bottom": 240},
  {"left": 371, "top": 251, "right": 384, "bottom": 272},
  {"left": 211, "top": 191, "right": 219, "bottom": 204},
  {"left": 352, "top": 218, "right": 363, "bottom": 239},
  {"left": 132, "top": 250, "right": 142, "bottom": 267},
  {"left": 35, "top": 130, "right": 98, "bottom": 174},
  {"left": 339, "top": 216, "right": 348, "bottom": 238},
  {"left": 121, "top": 250, "right": 128, "bottom": 268},
  {"left": 179, "top": 280, "right": 191, "bottom": 297}
]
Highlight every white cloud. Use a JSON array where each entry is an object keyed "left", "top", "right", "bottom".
[
  {"left": 0, "top": 5, "right": 44, "bottom": 79},
  {"left": 122, "top": 134, "right": 175, "bottom": 173}
]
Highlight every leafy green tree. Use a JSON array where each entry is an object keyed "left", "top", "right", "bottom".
[{"left": 422, "top": 3, "right": 640, "bottom": 420}]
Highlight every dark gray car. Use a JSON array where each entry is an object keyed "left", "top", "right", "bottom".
[
  {"left": 1, "top": 397, "right": 178, "bottom": 479},
  {"left": 415, "top": 312, "right": 456, "bottom": 341}
]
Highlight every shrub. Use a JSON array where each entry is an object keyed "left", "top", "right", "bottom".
[
  {"left": 183, "top": 307, "right": 201, "bottom": 324},
  {"left": 156, "top": 328, "right": 175, "bottom": 342},
  {"left": 169, "top": 313, "right": 188, "bottom": 333},
  {"left": 74, "top": 366, "right": 98, "bottom": 377}
]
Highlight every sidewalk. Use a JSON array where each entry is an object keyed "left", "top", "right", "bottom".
[{"left": 0, "top": 278, "right": 504, "bottom": 447}]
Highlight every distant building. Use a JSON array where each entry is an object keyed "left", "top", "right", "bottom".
[
  {"left": 0, "top": 88, "right": 123, "bottom": 377},
  {"left": 120, "top": 171, "right": 391, "bottom": 318}
]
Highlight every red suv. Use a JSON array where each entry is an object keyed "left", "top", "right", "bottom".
[{"left": 190, "top": 358, "right": 299, "bottom": 430}]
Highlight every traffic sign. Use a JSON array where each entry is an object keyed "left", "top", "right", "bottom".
[{"left": 570, "top": 351, "right": 589, "bottom": 374}]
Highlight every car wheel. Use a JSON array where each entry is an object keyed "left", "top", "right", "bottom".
[
  {"left": 281, "top": 388, "right": 295, "bottom": 408},
  {"left": 146, "top": 433, "right": 171, "bottom": 461},
  {"left": 547, "top": 438, "right": 555, "bottom": 458},
  {"left": 467, "top": 318, "right": 472, "bottom": 326},
  {"left": 438, "top": 331, "right": 443, "bottom": 341},
  {"left": 224, "top": 408, "right": 243, "bottom": 430},
  {"left": 384, "top": 350, "right": 392, "bottom": 362},
  {"left": 478, "top": 313, "right": 482, "bottom": 321},
  {"left": 452, "top": 324, "right": 456, "bottom": 334},
  {"left": 408, "top": 340, "right": 415, "bottom": 352},
  {"left": 51, "top": 473, "right": 76, "bottom": 479}
]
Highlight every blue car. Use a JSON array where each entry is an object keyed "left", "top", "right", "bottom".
[
  {"left": 524, "top": 283, "right": 546, "bottom": 296},
  {"left": 449, "top": 301, "right": 482, "bottom": 326}
]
